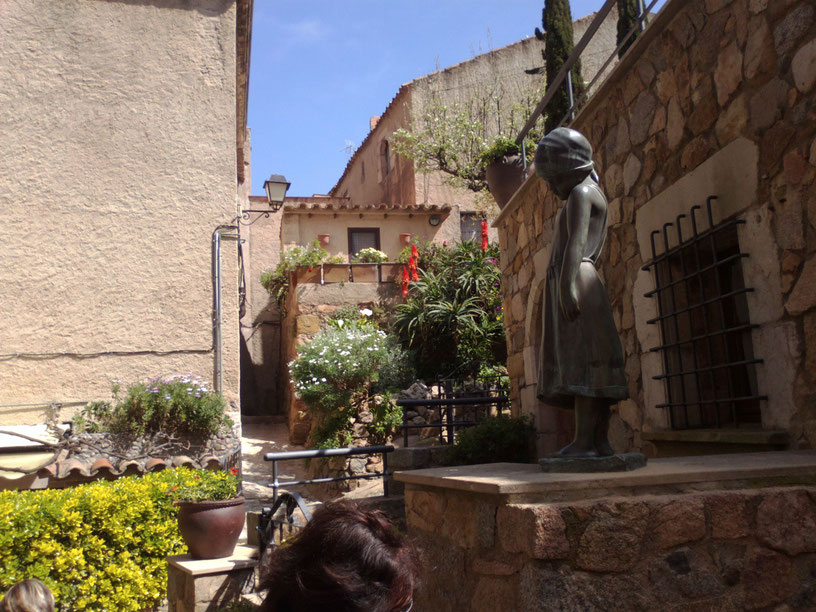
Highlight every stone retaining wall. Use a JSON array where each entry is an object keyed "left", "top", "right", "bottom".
[
  {"left": 407, "top": 483, "right": 816, "bottom": 611},
  {"left": 496, "top": 0, "right": 816, "bottom": 454}
]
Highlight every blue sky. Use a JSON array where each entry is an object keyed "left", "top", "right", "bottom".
[{"left": 248, "top": 1, "right": 662, "bottom": 198}]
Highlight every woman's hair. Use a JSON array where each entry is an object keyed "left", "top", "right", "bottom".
[
  {"left": 260, "top": 502, "right": 418, "bottom": 612},
  {"left": 0, "top": 579, "right": 54, "bottom": 612}
]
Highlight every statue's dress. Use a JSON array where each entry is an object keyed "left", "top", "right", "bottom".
[{"left": 537, "top": 182, "right": 629, "bottom": 406}]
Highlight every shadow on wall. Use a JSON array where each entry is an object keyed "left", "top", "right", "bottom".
[
  {"left": 104, "top": 0, "right": 232, "bottom": 16},
  {"left": 240, "top": 297, "right": 283, "bottom": 417}
]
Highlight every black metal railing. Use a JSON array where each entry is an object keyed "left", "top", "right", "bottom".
[
  {"left": 397, "top": 394, "right": 509, "bottom": 447},
  {"left": 263, "top": 445, "right": 394, "bottom": 502},
  {"left": 641, "top": 196, "right": 766, "bottom": 429}
]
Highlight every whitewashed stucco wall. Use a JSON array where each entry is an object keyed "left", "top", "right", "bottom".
[{"left": 0, "top": 0, "right": 241, "bottom": 424}]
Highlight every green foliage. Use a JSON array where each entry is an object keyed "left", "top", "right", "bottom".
[
  {"left": 393, "top": 241, "right": 506, "bottom": 380},
  {"left": 617, "top": 0, "right": 641, "bottom": 58},
  {"left": 352, "top": 247, "right": 388, "bottom": 263},
  {"left": 541, "top": 0, "right": 585, "bottom": 132},
  {"left": 289, "top": 324, "right": 413, "bottom": 448},
  {"left": 392, "top": 78, "right": 545, "bottom": 193},
  {"left": 477, "top": 135, "right": 522, "bottom": 167},
  {"left": 167, "top": 467, "right": 240, "bottom": 502},
  {"left": 446, "top": 415, "right": 537, "bottom": 466},
  {"left": 0, "top": 468, "right": 233, "bottom": 611},
  {"left": 260, "top": 241, "right": 344, "bottom": 307},
  {"left": 73, "top": 375, "right": 230, "bottom": 438}
]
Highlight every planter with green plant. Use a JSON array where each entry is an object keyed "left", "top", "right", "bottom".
[
  {"left": 479, "top": 136, "right": 528, "bottom": 209},
  {"left": 169, "top": 466, "right": 244, "bottom": 559}
]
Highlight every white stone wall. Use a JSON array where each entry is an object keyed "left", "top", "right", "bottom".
[{"left": 0, "top": 0, "right": 241, "bottom": 423}]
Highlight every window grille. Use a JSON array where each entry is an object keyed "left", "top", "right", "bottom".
[
  {"left": 641, "top": 196, "right": 766, "bottom": 430},
  {"left": 348, "top": 227, "right": 380, "bottom": 258},
  {"left": 460, "top": 213, "right": 482, "bottom": 242}
]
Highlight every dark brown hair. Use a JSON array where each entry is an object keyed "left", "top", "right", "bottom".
[{"left": 260, "top": 502, "right": 418, "bottom": 612}]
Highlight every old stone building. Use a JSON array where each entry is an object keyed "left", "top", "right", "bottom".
[
  {"left": 0, "top": 0, "right": 251, "bottom": 425},
  {"left": 330, "top": 12, "right": 619, "bottom": 248},
  {"left": 496, "top": 0, "right": 816, "bottom": 456}
]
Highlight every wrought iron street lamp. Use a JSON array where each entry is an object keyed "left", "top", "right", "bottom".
[{"left": 263, "top": 174, "right": 290, "bottom": 212}]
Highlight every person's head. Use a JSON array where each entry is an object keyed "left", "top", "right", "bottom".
[
  {"left": 535, "top": 127, "right": 595, "bottom": 199},
  {"left": 260, "top": 502, "right": 418, "bottom": 612},
  {"left": 0, "top": 579, "right": 54, "bottom": 612}
]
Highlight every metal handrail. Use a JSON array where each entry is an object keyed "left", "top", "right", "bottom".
[
  {"left": 517, "top": 0, "right": 657, "bottom": 151},
  {"left": 263, "top": 445, "right": 394, "bottom": 502}
]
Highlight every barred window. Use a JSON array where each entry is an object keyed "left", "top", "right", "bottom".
[{"left": 643, "top": 196, "right": 765, "bottom": 430}]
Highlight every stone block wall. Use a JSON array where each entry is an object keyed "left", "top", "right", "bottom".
[
  {"left": 496, "top": 0, "right": 816, "bottom": 453},
  {"left": 408, "top": 485, "right": 816, "bottom": 611}
]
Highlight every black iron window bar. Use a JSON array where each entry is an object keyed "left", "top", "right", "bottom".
[{"left": 641, "top": 196, "right": 766, "bottom": 430}]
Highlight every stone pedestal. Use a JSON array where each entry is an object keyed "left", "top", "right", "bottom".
[
  {"left": 167, "top": 545, "right": 258, "bottom": 612},
  {"left": 394, "top": 451, "right": 816, "bottom": 611}
]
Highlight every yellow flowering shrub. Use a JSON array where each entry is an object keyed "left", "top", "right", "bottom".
[{"left": 0, "top": 468, "right": 229, "bottom": 611}]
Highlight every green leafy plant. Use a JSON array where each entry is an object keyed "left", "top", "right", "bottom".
[
  {"left": 392, "top": 77, "right": 544, "bottom": 193},
  {"left": 0, "top": 468, "right": 233, "bottom": 611},
  {"left": 352, "top": 247, "right": 388, "bottom": 263},
  {"left": 393, "top": 241, "right": 506, "bottom": 380},
  {"left": 289, "top": 324, "right": 413, "bottom": 448},
  {"left": 446, "top": 415, "right": 537, "bottom": 466},
  {"left": 260, "top": 241, "right": 344, "bottom": 308},
  {"left": 73, "top": 375, "right": 230, "bottom": 439},
  {"left": 167, "top": 467, "right": 240, "bottom": 502}
]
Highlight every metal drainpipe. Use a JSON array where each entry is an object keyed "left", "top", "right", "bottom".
[{"left": 212, "top": 225, "right": 239, "bottom": 394}]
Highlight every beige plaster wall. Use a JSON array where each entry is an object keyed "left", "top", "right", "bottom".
[
  {"left": 496, "top": 0, "right": 816, "bottom": 452},
  {"left": 0, "top": 0, "right": 242, "bottom": 424},
  {"left": 333, "top": 89, "right": 416, "bottom": 208}
]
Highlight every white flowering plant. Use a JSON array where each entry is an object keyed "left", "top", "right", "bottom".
[
  {"left": 352, "top": 248, "right": 388, "bottom": 264},
  {"left": 289, "top": 324, "right": 413, "bottom": 448},
  {"left": 73, "top": 374, "right": 231, "bottom": 438}
]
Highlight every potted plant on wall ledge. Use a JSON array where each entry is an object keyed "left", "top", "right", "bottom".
[
  {"left": 479, "top": 135, "right": 529, "bottom": 209},
  {"left": 171, "top": 467, "right": 244, "bottom": 559}
]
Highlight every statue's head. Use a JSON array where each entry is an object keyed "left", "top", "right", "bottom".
[{"left": 534, "top": 128, "right": 594, "bottom": 185}]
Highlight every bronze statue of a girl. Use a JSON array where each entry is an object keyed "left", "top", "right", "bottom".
[{"left": 535, "top": 128, "right": 628, "bottom": 457}]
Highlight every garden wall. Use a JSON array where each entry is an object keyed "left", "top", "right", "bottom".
[
  {"left": 495, "top": 0, "right": 816, "bottom": 454},
  {"left": 397, "top": 451, "right": 816, "bottom": 611}
]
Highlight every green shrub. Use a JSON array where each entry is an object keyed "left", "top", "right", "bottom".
[
  {"left": 446, "top": 415, "right": 537, "bottom": 466},
  {"left": 0, "top": 468, "right": 230, "bottom": 611},
  {"left": 260, "top": 241, "right": 344, "bottom": 308},
  {"left": 72, "top": 375, "right": 230, "bottom": 438},
  {"left": 393, "top": 240, "right": 506, "bottom": 380},
  {"left": 289, "top": 323, "right": 413, "bottom": 448}
]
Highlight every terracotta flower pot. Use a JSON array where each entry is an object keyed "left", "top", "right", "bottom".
[
  {"left": 177, "top": 497, "right": 246, "bottom": 559},
  {"left": 485, "top": 154, "right": 525, "bottom": 209}
]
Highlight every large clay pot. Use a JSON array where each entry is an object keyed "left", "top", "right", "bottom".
[
  {"left": 485, "top": 155, "right": 526, "bottom": 209},
  {"left": 177, "top": 497, "right": 246, "bottom": 559}
]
